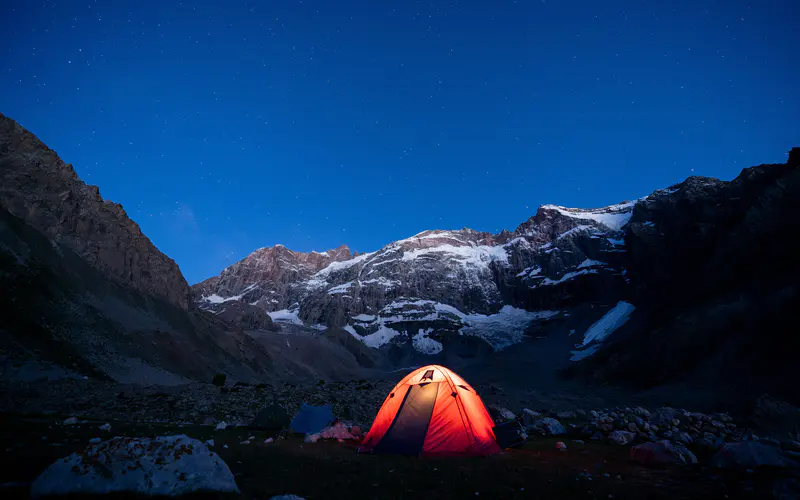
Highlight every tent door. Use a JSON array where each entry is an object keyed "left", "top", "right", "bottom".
[{"left": 374, "top": 382, "right": 439, "bottom": 455}]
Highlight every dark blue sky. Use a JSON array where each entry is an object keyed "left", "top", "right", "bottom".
[{"left": 2, "top": 0, "right": 798, "bottom": 284}]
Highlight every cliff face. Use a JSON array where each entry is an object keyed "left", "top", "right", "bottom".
[
  {"left": 569, "top": 155, "right": 800, "bottom": 404},
  {"left": 0, "top": 113, "right": 190, "bottom": 310}
]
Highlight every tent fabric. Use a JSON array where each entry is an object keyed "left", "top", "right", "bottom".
[
  {"left": 360, "top": 365, "right": 502, "bottom": 456},
  {"left": 290, "top": 404, "right": 334, "bottom": 434}
]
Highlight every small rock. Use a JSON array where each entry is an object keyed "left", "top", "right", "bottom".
[
  {"left": 99, "top": 423, "right": 111, "bottom": 432},
  {"left": 205, "top": 439, "right": 215, "bottom": 447},
  {"left": 526, "top": 417, "right": 566, "bottom": 436},
  {"left": 215, "top": 421, "right": 228, "bottom": 430},
  {"left": 202, "top": 417, "right": 217, "bottom": 426},
  {"left": 557, "top": 411, "right": 577, "bottom": 420},
  {"left": 608, "top": 430, "right": 635, "bottom": 446},
  {"left": 269, "top": 496, "right": 305, "bottom": 500},
  {"left": 627, "top": 423, "right": 639, "bottom": 433},
  {"left": 650, "top": 408, "right": 679, "bottom": 427},
  {"left": 240, "top": 441, "right": 250, "bottom": 445},
  {"left": 88, "top": 438, "right": 102, "bottom": 444},
  {"left": 62, "top": 417, "right": 78, "bottom": 426},
  {"left": 521, "top": 408, "right": 541, "bottom": 423},
  {"left": 264, "top": 438, "right": 274, "bottom": 444},
  {"left": 488, "top": 405, "right": 517, "bottom": 422},
  {"left": 556, "top": 441, "right": 567, "bottom": 451}
]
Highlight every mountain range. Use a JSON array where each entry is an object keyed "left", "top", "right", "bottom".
[{"left": 1, "top": 111, "right": 798, "bottom": 408}]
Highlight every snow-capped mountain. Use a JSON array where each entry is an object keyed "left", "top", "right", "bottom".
[
  {"left": 192, "top": 193, "right": 641, "bottom": 354},
  {"left": 192, "top": 148, "right": 800, "bottom": 408}
]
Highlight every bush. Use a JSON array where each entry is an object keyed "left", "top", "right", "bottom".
[{"left": 212, "top": 373, "right": 227, "bottom": 387}]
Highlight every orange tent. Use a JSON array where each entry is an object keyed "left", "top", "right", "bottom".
[{"left": 359, "top": 365, "right": 502, "bottom": 456}]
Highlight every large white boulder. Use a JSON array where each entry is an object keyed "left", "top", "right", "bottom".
[{"left": 30, "top": 434, "right": 239, "bottom": 498}]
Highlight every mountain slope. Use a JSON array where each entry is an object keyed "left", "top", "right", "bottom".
[
  {"left": 565, "top": 156, "right": 800, "bottom": 405},
  {"left": 0, "top": 113, "right": 189, "bottom": 310}
]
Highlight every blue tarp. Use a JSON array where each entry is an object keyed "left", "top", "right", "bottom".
[{"left": 289, "top": 403, "right": 334, "bottom": 434}]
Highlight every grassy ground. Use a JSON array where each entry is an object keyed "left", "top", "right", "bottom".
[{"left": 0, "top": 414, "right": 784, "bottom": 499}]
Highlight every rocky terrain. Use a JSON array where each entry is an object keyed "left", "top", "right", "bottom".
[{"left": 2, "top": 375, "right": 800, "bottom": 498}]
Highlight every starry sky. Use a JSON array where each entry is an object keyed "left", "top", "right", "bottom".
[{"left": 1, "top": 1, "right": 798, "bottom": 284}]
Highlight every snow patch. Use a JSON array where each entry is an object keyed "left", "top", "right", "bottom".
[
  {"left": 557, "top": 225, "right": 594, "bottom": 240},
  {"left": 541, "top": 201, "right": 636, "bottom": 231},
  {"left": 306, "top": 252, "right": 374, "bottom": 290},
  {"left": 344, "top": 324, "right": 401, "bottom": 349},
  {"left": 578, "top": 259, "right": 607, "bottom": 269},
  {"left": 412, "top": 328, "right": 443, "bottom": 355},
  {"left": 460, "top": 306, "right": 560, "bottom": 351},
  {"left": 517, "top": 266, "right": 542, "bottom": 278},
  {"left": 607, "top": 237, "right": 625, "bottom": 246},
  {"left": 401, "top": 243, "right": 508, "bottom": 267},
  {"left": 538, "top": 269, "right": 598, "bottom": 286},
  {"left": 327, "top": 282, "right": 354, "bottom": 294},
  {"left": 360, "top": 276, "right": 402, "bottom": 289},
  {"left": 570, "top": 301, "right": 635, "bottom": 361},
  {"left": 268, "top": 309, "right": 303, "bottom": 325}
]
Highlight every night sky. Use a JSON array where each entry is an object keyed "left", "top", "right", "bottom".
[{"left": 2, "top": 1, "right": 798, "bottom": 284}]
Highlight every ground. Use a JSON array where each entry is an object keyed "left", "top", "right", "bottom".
[{"left": 0, "top": 414, "right": 787, "bottom": 499}]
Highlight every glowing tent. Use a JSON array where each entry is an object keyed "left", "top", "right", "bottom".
[{"left": 359, "top": 365, "right": 502, "bottom": 456}]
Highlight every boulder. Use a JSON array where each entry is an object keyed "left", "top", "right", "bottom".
[
  {"left": 650, "top": 407, "right": 680, "bottom": 427},
  {"left": 30, "top": 435, "right": 239, "bottom": 498},
  {"left": 488, "top": 405, "right": 517, "bottom": 422},
  {"left": 250, "top": 404, "right": 290, "bottom": 431},
  {"left": 521, "top": 409, "right": 542, "bottom": 427},
  {"left": 526, "top": 416, "right": 566, "bottom": 436},
  {"left": 711, "top": 441, "right": 790, "bottom": 469},
  {"left": 608, "top": 430, "right": 635, "bottom": 445},
  {"left": 630, "top": 440, "right": 697, "bottom": 467}
]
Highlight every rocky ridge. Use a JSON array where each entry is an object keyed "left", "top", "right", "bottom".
[
  {"left": 0, "top": 113, "right": 190, "bottom": 310},
  {"left": 194, "top": 201, "right": 635, "bottom": 354}
]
